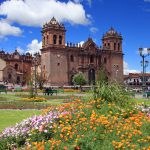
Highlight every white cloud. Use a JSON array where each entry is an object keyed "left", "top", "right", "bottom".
[
  {"left": 124, "top": 61, "right": 140, "bottom": 75},
  {"left": 87, "top": 0, "right": 92, "bottom": 6},
  {"left": 0, "top": 20, "right": 22, "bottom": 38},
  {"left": 90, "top": 27, "right": 98, "bottom": 33},
  {"left": 16, "top": 47, "right": 24, "bottom": 54},
  {"left": 0, "top": 0, "right": 90, "bottom": 27},
  {"left": 144, "top": 0, "right": 150, "bottom": 2},
  {"left": 78, "top": 41, "right": 84, "bottom": 46},
  {"left": 73, "top": 0, "right": 92, "bottom": 6},
  {"left": 26, "top": 39, "right": 42, "bottom": 55}
]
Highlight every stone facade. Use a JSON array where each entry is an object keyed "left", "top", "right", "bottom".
[
  {"left": 0, "top": 50, "right": 33, "bottom": 85},
  {"left": 0, "top": 58, "right": 6, "bottom": 82},
  {"left": 41, "top": 17, "right": 124, "bottom": 86}
]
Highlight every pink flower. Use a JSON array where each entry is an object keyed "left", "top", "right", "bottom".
[{"left": 39, "top": 125, "right": 44, "bottom": 132}]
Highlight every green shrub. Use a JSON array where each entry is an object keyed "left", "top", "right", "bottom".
[{"left": 93, "top": 81, "right": 130, "bottom": 107}]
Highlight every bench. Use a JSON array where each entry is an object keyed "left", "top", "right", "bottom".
[
  {"left": 48, "top": 89, "right": 57, "bottom": 95},
  {"left": 43, "top": 89, "right": 57, "bottom": 96}
]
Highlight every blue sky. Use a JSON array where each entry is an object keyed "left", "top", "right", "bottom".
[{"left": 0, "top": 0, "right": 150, "bottom": 74}]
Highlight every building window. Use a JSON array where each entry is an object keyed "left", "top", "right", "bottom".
[
  {"left": 53, "top": 35, "right": 57, "bottom": 44},
  {"left": 8, "top": 74, "right": 11, "bottom": 79},
  {"left": 90, "top": 55, "right": 94, "bottom": 63},
  {"left": 59, "top": 36, "right": 62, "bottom": 45},
  {"left": 104, "top": 57, "right": 107, "bottom": 64},
  {"left": 118, "top": 43, "right": 120, "bottom": 51},
  {"left": 108, "top": 43, "right": 110, "bottom": 49},
  {"left": 15, "top": 64, "right": 19, "bottom": 70},
  {"left": 70, "top": 55, "right": 74, "bottom": 62},
  {"left": 114, "top": 43, "right": 116, "bottom": 50},
  {"left": 43, "top": 36, "right": 45, "bottom": 45},
  {"left": 17, "top": 76, "right": 20, "bottom": 83}
]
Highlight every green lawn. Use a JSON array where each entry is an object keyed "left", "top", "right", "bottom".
[
  {"left": 0, "top": 93, "right": 90, "bottom": 132},
  {"left": 130, "top": 98, "right": 150, "bottom": 105},
  {"left": 0, "top": 110, "right": 41, "bottom": 132}
]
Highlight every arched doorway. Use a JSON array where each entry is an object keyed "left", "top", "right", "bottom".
[
  {"left": 17, "top": 76, "right": 20, "bottom": 84},
  {"left": 88, "top": 68, "right": 95, "bottom": 85}
]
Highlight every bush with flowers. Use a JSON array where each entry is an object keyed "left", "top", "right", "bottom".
[{"left": 0, "top": 109, "right": 68, "bottom": 149}]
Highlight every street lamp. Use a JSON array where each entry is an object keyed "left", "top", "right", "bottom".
[
  {"left": 139, "top": 48, "right": 150, "bottom": 91},
  {"left": 33, "top": 53, "right": 39, "bottom": 96}
]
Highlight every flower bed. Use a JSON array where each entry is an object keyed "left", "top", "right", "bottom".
[
  {"left": 0, "top": 98, "right": 150, "bottom": 150},
  {"left": 64, "top": 89, "right": 80, "bottom": 93},
  {"left": 22, "top": 97, "right": 47, "bottom": 102}
]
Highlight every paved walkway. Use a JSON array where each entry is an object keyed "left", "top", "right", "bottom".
[{"left": 0, "top": 91, "right": 92, "bottom": 97}]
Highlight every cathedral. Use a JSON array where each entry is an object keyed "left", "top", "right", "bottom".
[{"left": 41, "top": 17, "right": 124, "bottom": 86}]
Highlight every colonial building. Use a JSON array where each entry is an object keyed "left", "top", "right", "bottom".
[
  {"left": 0, "top": 50, "right": 33, "bottom": 85},
  {"left": 41, "top": 17, "right": 124, "bottom": 86},
  {"left": 0, "top": 58, "right": 6, "bottom": 83},
  {"left": 124, "top": 73, "right": 150, "bottom": 89}
]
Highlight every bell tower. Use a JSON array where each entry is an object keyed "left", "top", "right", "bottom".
[
  {"left": 42, "top": 17, "right": 66, "bottom": 48},
  {"left": 102, "top": 27, "right": 122, "bottom": 51}
]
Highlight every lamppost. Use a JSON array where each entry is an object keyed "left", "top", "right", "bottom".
[
  {"left": 33, "top": 54, "right": 38, "bottom": 96},
  {"left": 139, "top": 48, "right": 150, "bottom": 91}
]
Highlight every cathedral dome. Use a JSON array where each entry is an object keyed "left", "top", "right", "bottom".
[
  {"left": 43, "top": 17, "right": 65, "bottom": 30},
  {"left": 103, "top": 27, "right": 122, "bottom": 38}
]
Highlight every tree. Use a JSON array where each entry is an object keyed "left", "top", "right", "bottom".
[
  {"left": 72, "top": 72, "right": 86, "bottom": 90},
  {"left": 36, "top": 74, "right": 47, "bottom": 90}
]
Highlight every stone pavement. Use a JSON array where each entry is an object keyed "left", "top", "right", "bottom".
[{"left": 0, "top": 91, "right": 92, "bottom": 98}]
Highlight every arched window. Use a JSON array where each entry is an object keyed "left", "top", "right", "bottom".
[
  {"left": 104, "top": 57, "right": 107, "bottom": 64},
  {"left": 53, "top": 35, "right": 57, "bottom": 44},
  {"left": 108, "top": 43, "right": 110, "bottom": 49},
  {"left": 90, "top": 55, "right": 94, "bottom": 63},
  {"left": 15, "top": 64, "right": 19, "bottom": 70},
  {"left": 114, "top": 43, "right": 116, "bottom": 50},
  {"left": 43, "top": 36, "right": 45, "bottom": 45},
  {"left": 8, "top": 74, "right": 11, "bottom": 79},
  {"left": 118, "top": 43, "right": 120, "bottom": 51},
  {"left": 70, "top": 55, "right": 74, "bottom": 62},
  {"left": 59, "top": 36, "right": 62, "bottom": 45},
  {"left": 17, "top": 76, "right": 20, "bottom": 83}
]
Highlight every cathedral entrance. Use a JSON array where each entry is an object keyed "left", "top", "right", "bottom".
[{"left": 88, "top": 68, "right": 95, "bottom": 85}]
